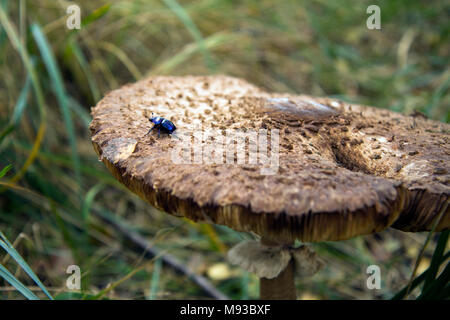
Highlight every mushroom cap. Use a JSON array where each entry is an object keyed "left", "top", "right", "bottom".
[{"left": 90, "top": 75, "right": 449, "bottom": 242}]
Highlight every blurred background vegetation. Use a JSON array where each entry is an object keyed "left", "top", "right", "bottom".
[{"left": 0, "top": 0, "right": 448, "bottom": 299}]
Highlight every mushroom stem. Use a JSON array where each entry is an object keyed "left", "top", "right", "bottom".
[{"left": 259, "top": 237, "right": 296, "bottom": 300}]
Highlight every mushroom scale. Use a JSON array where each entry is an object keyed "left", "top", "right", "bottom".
[{"left": 90, "top": 75, "right": 449, "bottom": 243}]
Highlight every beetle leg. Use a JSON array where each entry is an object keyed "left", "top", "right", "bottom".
[
  {"left": 158, "top": 128, "right": 160, "bottom": 138},
  {"left": 145, "top": 125, "right": 155, "bottom": 136},
  {"left": 171, "top": 132, "right": 180, "bottom": 140}
]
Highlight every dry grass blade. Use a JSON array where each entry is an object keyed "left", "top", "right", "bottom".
[
  {"left": 97, "top": 211, "right": 229, "bottom": 300},
  {"left": 0, "top": 6, "right": 47, "bottom": 190}
]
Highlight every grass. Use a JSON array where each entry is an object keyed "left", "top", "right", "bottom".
[{"left": 0, "top": 0, "right": 448, "bottom": 299}]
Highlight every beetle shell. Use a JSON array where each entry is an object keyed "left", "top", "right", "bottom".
[
  {"left": 149, "top": 116, "right": 176, "bottom": 135},
  {"left": 160, "top": 119, "right": 176, "bottom": 133}
]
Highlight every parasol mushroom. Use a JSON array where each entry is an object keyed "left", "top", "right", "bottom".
[{"left": 89, "top": 75, "right": 449, "bottom": 300}]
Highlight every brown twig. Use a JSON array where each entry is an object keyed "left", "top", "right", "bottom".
[{"left": 96, "top": 211, "right": 229, "bottom": 300}]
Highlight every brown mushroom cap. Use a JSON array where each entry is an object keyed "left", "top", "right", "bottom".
[{"left": 89, "top": 75, "right": 449, "bottom": 242}]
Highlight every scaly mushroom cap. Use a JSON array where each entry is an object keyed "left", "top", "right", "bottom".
[{"left": 89, "top": 75, "right": 449, "bottom": 242}]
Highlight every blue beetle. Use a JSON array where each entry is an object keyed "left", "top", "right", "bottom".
[{"left": 145, "top": 114, "right": 176, "bottom": 138}]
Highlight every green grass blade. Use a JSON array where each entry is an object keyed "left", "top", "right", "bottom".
[
  {"left": 82, "top": 183, "right": 104, "bottom": 227},
  {"left": 11, "top": 73, "right": 31, "bottom": 125},
  {"left": 81, "top": 4, "right": 111, "bottom": 28},
  {"left": 148, "top": 258, "right": 162, "bottom": 300},
  {"left": 67, "top": 3, "right": 112, "bottom": 39},
  {"left": 0, "top": 6, "right": 47, "bottom": 187},
  {"left": 0, "top": 231, "right": 53, "bottom": 299},
  {"left": 418, "top": 259, "right": 450, "bottom": 299},
  {"left": 0, "top": 164, "right": 12, "bottom": 178},
  {"left": 14, "top": 142, "right": 122, "bottom": 187},
  {"left": 0, "top": 6, "right": 46, "bottom": 120},
  {"left": 437, "top": 284, "right": 450, "bottom": 299},
  {"left": 49, "top": 202, "right": 81, "bottom": 264},
  {"left": 423, "top": 230, "right": 449, "bottom": 290},
  {"left": 150, "top": 33, "right": 234, "bottom": 75},
  {"left": 67, "top": 96, "right": 91, "bottom": 128},
  {"left": 392, "top": 251, "right": 450, "bottom": 300},
  {"left": 391, "top": 269, "right": 427, "bottom": 300},
  {"left": 162, "top": 0, "right": 215, "bottom": 71},
  {"left": 98, "top": 41, "right": 142, "bottom": 80},
  {"left": 0, "top": 264, "right": 39, "bottom": 300},
  {"left": 403, "top": 201, "right": 448, "bottom": 297},
  {"left": 426, "top": 75, "right": 450, "bottom": 121},
  {"left": 65, "top": 41, "right": 101, "bottom": 102},
  {"left": 31, "top": 23, "right": 82, "bottom": 202},
  {"left": 0, "top": 124, "right": 14, "bottom": 145},
  {"left": 0, "top": 0, "right": 7, "bottom": 49},
  {"left": 240, "top": 271, "right": 250, "bottom": 300},
  {"left": 88, "top": 265, "right": 146, "bottom": 300},
  {"left": 0, "top": 70, "right": 32, "bottom": 146}
]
